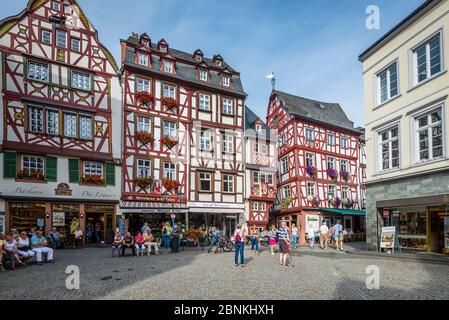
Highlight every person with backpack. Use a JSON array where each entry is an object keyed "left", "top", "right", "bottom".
[{"left": 233, "top": 225, "right": 245, "bottom": 267}]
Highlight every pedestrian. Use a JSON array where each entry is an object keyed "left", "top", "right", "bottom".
[
  {"left": 74, "top": 226, "right": 84, "bottom": 248},
  {"left": 268, "top": 225, "right": 277, "bottom": 255},
  {"left": 95, "top": 222, "right": 102, "bottom": 244},
  {"left": 306, "top": 224, "right": 316, "bottom": 249},
  {"left": 277, "top": 221, "right": 290, "bottom": 267},
  {"left": 86, "top": 222, "right": 94, "bottom": 244},
  {"left": 319, "top": 221, "right": 329, "bottom": 249},
  {"left": 328, "top": 224, "right": 335, "bottom": 249},
  {"left": 334, "top": 220, "right": 344, "bottom": 251},
  {"left": 233, "top": 224, "right": 245, "bottom": 267},
  {"left": 291, "top": 224, "right": 299, "bottom": 249},
  {"left": 141, "top": 223, "right": 150, "bottom": 235},
  {"left": 171, "top": 225, "right": 181, "bottom": 253},
  {"left": 162, "top": 222, "right": 172, "bottom": 250},
  {"left": 250, "top": 225, "right": 259, "bottom": 255}
]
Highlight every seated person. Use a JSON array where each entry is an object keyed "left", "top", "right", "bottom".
[
  {"left": 0, "top": 234, "right": 5, "bottom": 272},
  {"left": 17, "top": 231, "right": 35, "bottom": 264},
  {"left": 121, "top": 232, "right": 136, "bottom": 257},
  {"left": 134, "top": 232, "right": 145, "bottom": 256},
  {"left": 48, "top": 227, "right": 63, "bottom": 249},
  {"left": 144, "top": 231, "right": 159, "bottom": 255},
  {"left": 112, "top": 230, "right": 123, "bottom": 257},
  {"left": 74, "top": 226, "right": 84, "bottom": 248},
  {"left": 31, "top": 229, "right": 54, "bottom": 265},
  {"left": 3, "top": 233, "right": 25, "bottom": 269}
]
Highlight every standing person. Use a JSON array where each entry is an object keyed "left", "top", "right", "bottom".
[
  {"left": 86, "top": 222, "right": 94, "bottom": 244},
  {"left": 233, "top": 225, "right": 245, "bottom": 267},
  {"left": 318, "top": 221, "right": 329, "bottom": 249},
  {"left": 250, "top": 225, "right": 260, "bottom": 255},
  {"left": 74, "top": 226, "right": 84, "bottom": 248},
  {"left": 134, "top": 232, "right": 145, "bottom": 256},
  {"left": 171, "top": 225, "right": 181, "bottom": 253},
  {"left": 277, "top": 221, "right": 290, "bottom": 267},
  {"left": 268, "top": 225, "right": 277, "bottom": 255},
  {"left": 334, "top": 220, "right": 344, "bottom": 251},
  {"left": 95, "top": 222, "right": 102, "bottom": 244},
  {"left": 291, "top": 224, "right": 299, "bottom": 249},
  {"left": 141, "top": 223, "right": 150, "bottom": 235},
  {"left": 17, "top": 231, "right": 35, "bottom": 264},
  {"left": 328, "top": 224, "right": 335, "bottom": 249},
  {"left": 3, "top": 234, "right": 25, "bottom": 269},
  {"left": 306, "top": 224, "right": 316, "bottom": 249},
  {"left": 162, "top": 222, "right": 172, "bottom": 250},
  {"left": 30, "top": 229, "right": 54, "bottom": 265}
]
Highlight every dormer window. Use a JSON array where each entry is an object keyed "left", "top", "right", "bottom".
[
  {"left": 160, "top": 45, "right": 167, "bottom": 53},
  {"left": 216, "top": 60, "right": 222, "bottom": 67},
  {"left": 199, "top": 70, "right": 208, "bottom": 82},
  {"left": 222, "top": 76, "right": 230, "bottom": 87},
  {"left": 142, "top": 39, "right": 149, "bottom": 47},
  {"left": 195, "top": 55, "right": 202, "bottom": 62},
  {"left": 255, "top": 124, "right": 262, "bottom": 133},
  {"left": 163, "top": 60, "right": 174, "bottom": 73},
  {"left": 194, "top": 50, "right": 204, "bottom": 62},
  {"left": 138, "top": 52, "right": 148, "bottom": 66},
  {"left": 52, "top": 1, "right": 60, "bottom": 11}
]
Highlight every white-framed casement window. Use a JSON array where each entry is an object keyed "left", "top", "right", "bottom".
[
  {"left": 342, "top": 186, "right": 350, "bottom": 199},
  {"left": 412, "top": 32, "right": 443, "bottom": 86},
  {"left": 163, "top": 162, "right": 176, "bottom": 180},
  {"left": 222, "top": 76, "right": 230, "bottom": 87},
  {"left": 137, "top": 78, "right": 150, "bottom": 92},
  {"left": 56, "top": 29, "right": 67, "bottom": 48},
  {"left": 163, "top": 61, "right": 174, "bottom": 73},
  {"left": 260, "top": 144, "right": 268, "bottom": 154},
  {"left": 200, "top": 130, "right": 212, "bottom": 151},
  {"left": 341, "top": 137, "right": 349, "bottom": 149},
  {"left": 64, "top": 112, "right": 77, "bottom": 138},
  {"left": 223, "top": 98, "right": 233, "bottom": 115},
  {"left": 46, "top": 109, "right": 59, "bottom": 135},
  {"left": 252, "top": 202, "right": 259, "bottom": 211},
  {"left": 199, "top": 172, "right": 212, "bottom": 191},
  {"left": 377, "top": 61, "right": 398, "bottom": 105},
  {"left": 280, "top": 156, "right": 289, "bottom": 174},
  {"left": 72, "top": 71, "right": 91, "bottom": 90},
  {"left": 260, "top": 202, "right": 267, "bottom": 211},
  {"left": 163, "top": 121, "right": 176, "bottom": 138},
  {"left": 279, "top": 134, "right": 286, "bottom": 147},
  {"left": 71, "top": 38, "right": 81, "bottom": 52},
  {"left": 163, "top": 84, "right": 176, "bottom": 98},
  {"left": 137, "top": 116, "right": 151, "bottom": 133},
  {"left": 42, "top": 30, "right": 52, "bottom": 45},
  {"left": 79, "top": 115, "right": 92, "bottom": 140},
  {"left": 260, "top": 172, "right": 273, "bottom": 185},
  {"left": 138, "top": 53, "right": 148, "bottom": 66},
  {"left": 159, "top": 45, "right": 167, "bottom": 53},
  {"left": 327, "top": 185, "right": 336, "bottom": 199},
  {"left": 52, "top": 1, "right": 60, "bottom": 11},
  {"left": 22, "top": 155, "right": 44, "bottom": 174},
  {"left": 307, "top": 182, "right": 316, "bottom": 197},
  {"left": 223, "top": 134, "right": 234, "bottom": 154},
  {"left": 340, "top": 159, "right": 349, "bottom": 172},
  {"left": 84, "top": 162, "right": 103, "bottom": 177},
  {"left": 199, "top": 94, "right": 211, "bottom": 111},
  {"left": 253, "top": 171, "right": 259, "bottom": 184},
  {"left": 137, "top": 159, "right": 151, "bottom": 178},
  {"left": 306, "top": 153, "right": 314, "bottom": 167},
  {"left": 282, "top": 185, "right": 291, "bottom": 198},
  {"left": 29, "top": 107, "right": 44, "bottom": 133},
  {"left": 414, "top": 107, "right": 444, "bottom": 163},
  {"left": 28, "top": 61, "right": 49, "bottom": 82},
  {"left": 305, "top": 128, "right": 314, "bottom": 141},
  {"left": 378, "top": 125, "right": 399, "bottom": 171},
  {"left": 327, "top": 157, "right": 336, "bottom": 169},
  {"left": 327, "top": 133, "right": 335, "bottom": 146},
  {"left": 223, "top": 174, "right": 235, "bottom": 193},
  {"left": 199, "top": 70, "right": 208, "bottom": 81}
]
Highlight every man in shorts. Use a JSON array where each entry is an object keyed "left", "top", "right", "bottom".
[
  {"left": 277, "top": 221, "right": 290, "bottom": 267},
  {"left": 334, "top": 220, "right": 344, "bottom": 251}
]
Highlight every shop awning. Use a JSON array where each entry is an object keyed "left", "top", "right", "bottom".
[{"left": 321, "top": 209, "right": 366, "bottom": 216}]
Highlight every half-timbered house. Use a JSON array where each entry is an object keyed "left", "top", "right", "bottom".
[
  {"left": 267, "top": 90, "right": 365, "bottom": 243},
  {"left": 0, "top": 0, "right": 121, "bottom": 243}
]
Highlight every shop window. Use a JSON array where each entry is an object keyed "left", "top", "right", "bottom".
[{"left": 9, "top": 202, "right": 46, "bottom": 233}]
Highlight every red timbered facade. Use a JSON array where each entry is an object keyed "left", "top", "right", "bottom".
[
  {"left": 267, "top": 90, "right": 365, "bottom": 243},
  {"left": 0, "top": 0, "right": 121, "bottom": 242}
]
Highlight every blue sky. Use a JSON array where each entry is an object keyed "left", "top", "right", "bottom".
[{"left": 2, "top": 0, "right": 424, "bottom": 127}]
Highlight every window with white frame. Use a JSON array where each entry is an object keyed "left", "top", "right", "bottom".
[
  {"left": 340, "top": 159, "right": 349, "bottom": 172},
  {"left": 280, "top": 157, "right": 288, "bottom": 174},
  {"left": 79, "top": 115, "right": 92, "bottom": 140},
  {"left": 327, "top": 133, "right": 335, "bottom": 146},
  {"left": 137, "top": 116, "right": 151, "bottom": 133},
  {"left": 137, "top": 78, "right": 150, "bottom": 92},
  {"left": 253, "top": 171, "right": 259, "bottom": 184},
  {"left": 84, "top": 162, "right": 103, "bottom": 177},
  {"left": 163, "top": 61, "right": 173, "bottom": 73},
  {"left": 138, "top": 53, "right": 148, "bottom": 66},
  {"left": 29, "top": 107, "right": 44, "bottom": 133},
  {"left": 223, "top": 134, "right": 233, "bottom": 154},
  {"left": 341, "top": 138, "right": 349, "bottom": 149},
  {"left": 199, "top": 70, "right": 208, "bottom": 81},
  {"left": 199, "top": 94, "right": 210, "bottom": 111},
  {"left": 199, "top": 172, "right": 212, "bottom": 191},
  {"left": 223, "top": 98, "right": 233, "bottom": 115},
  {"left": 307, "top": 182, "right": 316, "bottom": 197},
  {"left": 279, "top": 134, "right": 286, "bottom": 147},
  {"left": 342, "top": 186, "right": 350, "bottom": 199},
  {"left": 327, "top": 185, "right": 336, "bottom": 199},
  {"left": 56, "top": 29, "right": 66, "bottom": 48},
  {"left": 200, "top": 130, "right": 212, "bottom": 151},
  {"left": 306, "top": 153, "right": 314, "bottom": 167},
  {"left": 222, "top": 76, "right": 230, "bottom": 87},
  {"left": 46, "top": 109, "right": 59, "bottom": 135},
  {"left": 42, "top": 30, "right": 52, "bottom": 45},
  {"left": 163, "top": 162, "right": 176, "bottom": 180},
  {"left": 71, "top": 38, "right": 80, "bottom": 52},
  {"left": 52, "top": 1, "right": 60, "bottom": 11},
  {"left": 255, "top": 124, "right": 262, "bottom": 133},
  {"left": 378, "top": 126, "right": 399, "bottom": 171},
  {"left": 327, "top": 157, "right": 336, "bottom": 170},
  {"left": 223, "top": 174, "right": 234, "bottom": 193},
  {"left": 137, "top": 159, "right": 151, "bottom": 178},
  {"left": 260, "top": 202, "right": 266, "bottom": 211},
  {"left": 305, "top": 128, "right": 314, "bottom": 141},
  {"left": 28, "top": 61, "right": 49, "bottom": 82},
  {"left": 260, "top": 172, "right": 273, "bottom": 185},
  {"left": 252, "top": 202, "right": 259, "bottom": 211},
  {"left": 72, "top": 71, "right": 91, "bottom": 90},
  {"left": 260, "top": 144, "right": 268, "bottom": 154},
  {"left": 163, "top": 121, "right": 176, "bottom": 138},
  {"left": 22, "top": 155, "right": 44, "bottom": 174},
  {"left": 377, "top": 61, "right": 398, "bottom": 104},
  {"left": 413, "top": 33, "right": 442, "bottom": 85},
  {"left": 64, "top": 113, "right": 77, "bottom": 137},
  {"left": 159, "top": 45, "right": 167, "bottom": 53},
  {"left": 282, "top": 185, "right": 291, "bottom": 198},
  {"left": 415, "top": 107, "right": 443, "bottom": 162},
  {"left": 163, "top": 84, "right": 176, "bottom": 98}
]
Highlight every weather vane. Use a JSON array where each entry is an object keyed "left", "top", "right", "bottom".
[{"left": 266, "top": 72, "right": 276, "bottom": 89}]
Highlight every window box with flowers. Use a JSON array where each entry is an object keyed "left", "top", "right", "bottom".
[
  {"left": 161, "top": 97, "right": 179, "bottom": 110},
  {"left": 135, "top": 131, "right": 154, "bottom": 145},
  {"left": 81, "top": 175, "right": 105, "bottom": 185},
  {"left": 341, "top": 197, "right": 354, "bottom": 209},
  {"left": 340, "top": 170, "right": 351, "bottom": 182},
  {"left": 162, "top": 178, "right": 181, "bottom": 193},
  {"left": 280, "top": 196, "right": 291, "bottom": 209},
  {"left": 136, "top": 91, "right": 155, "bottom": 107},
  {"left": 17, "top": 170, "right": 45, "bottom": 182},
  {"left": 306, "top": 165, "right": 318, "bottom": 178},
  {"left": 327, "top": 168, "right": 339, "bottom": 181},
  {"left": 329, "top": 197, "right": 341, "bottom": 208},
  {"left": 161, "top": 135, "right": 179, "bottom": 149},
  {"left": 135, "top": 177, "right": 153, "bottom": 190},
  {"left": 308, "top": 195, "right": 320, "bottom": 207}
]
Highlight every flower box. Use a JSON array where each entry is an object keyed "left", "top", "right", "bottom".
[
  {"left": 136, "top": 91, "right": 155, "bottom": 107},
  {"left": 281, "top": 196, "right": 291, "bottom": 209},
  {"left": 329, "top": 197, "right": 341, "bottom": 208},
  {"left": 81, "top": 175, "right": 104, "bottom": 185},
  {"left": 161, "top": 135, "right": 179, "bottom": 149},
  {"left": 311, "top": 196, "right": 320, "bottom": 207},
  {"left": 161, "top": 97, "right": 179, "bottom": 110},
  {"left": 306, "top": 165, "right": 318, "bottom": 178},
  {"left": 135, "top": 177, "right": 153, "bottom": 190},
  {"left": 162, "top": 178, "right": 181, "bottom": 192},
  {"left": 17, "top": 170, "right": 45, "bottom": 181},
  {"left": 340, "top": 170, "right": 350, "bottom": 182},
  {"left": 327, "top": 168, "right": 339, "bottom": 180},
  {"left": 135, "top": 131, "right": 154, "bottom": 145},
  {"left": 341, "top": 197, "right": 354, "bottom": 209}
]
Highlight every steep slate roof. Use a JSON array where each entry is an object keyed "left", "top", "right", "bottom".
[
  {"left": 245, "top": 106, "right": 272, "bottom": 140},
  {"left": 123, "top": 34, "right": 245, "bottom": 96},
  {"left": 272, "top": 90, "right": 356, "bottom": 131}
]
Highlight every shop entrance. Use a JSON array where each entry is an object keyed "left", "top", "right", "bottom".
[
  {"left": 85, "top": 205, "right": 115, "bottom": 245},
  {"left": 225, "top": 216, "right": 237, "bottom": 238},
  {"left": 428, "top": 208, "right": 446, "bottom": 253}
]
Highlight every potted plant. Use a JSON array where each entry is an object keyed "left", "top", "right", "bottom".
[
  {"left": 281, "top": 196, "right": 291, "bottom": 209},
  {"left": 311, "top": 196, "right": 320, "bottom": 207},
  {"left": 327, "top": 168, "right": 339, "bottom": 181},
  {"left": 329, "top": 196, "right": 341, "bottom": 208},
  {"left": 341, "top": 197, "right": 354, "bottom": 209},
  {"left": 306, "top": 165, "right": 318, "bottom": 178},
  {"left": 136, "top": 91, "right": 155, "bottom": 107},
  {"left": 161, "top": 135, "right": 179, "bottom": 149},
  {"left": 340, "top": 170, "right": 351, "bottom": 182},
  {"left": 135, "top": 131, "right": 154, "bottom": 145},
  {"left": 162, "top": 178, "right": 181, "bottom": 192},
  {"left": 17, "top": 170, "right": 45, "bottom": 181},
  {"left": 81, "top": 175, "right": 105, "bottom": 185},
  {"left": 135, "top": 177, "right": 153, "bottom": 190},
  {"left": 161, "top": 97, "right": 179, "bottom": 110}
]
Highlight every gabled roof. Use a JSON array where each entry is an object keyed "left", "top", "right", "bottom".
[
  {"left": 245, "top": 106, "right": 272, "bottom": 140},
  {"left": 272, "top": 90, "right": 356, "bottom": 132}
]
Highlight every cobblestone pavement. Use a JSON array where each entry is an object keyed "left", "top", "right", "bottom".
[{"left": 0, "top": 245, "right": 448, "bottom": 300}]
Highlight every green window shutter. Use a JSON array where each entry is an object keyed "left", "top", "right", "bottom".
[
  {"left": 3, "top": 152, "right": 17, "bottom": 178},
  {"left": 68, "top": 159, "right": 80, "bottom": 183},
  {"left": 105, "top": 162, "right": 115, "bottom": 186},
  {"left": 45, "top": 156, "right": 57, "bottom": 182}
]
